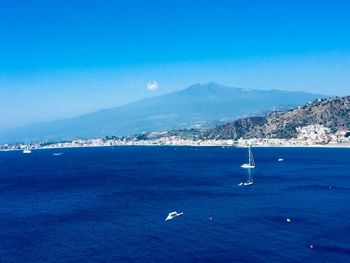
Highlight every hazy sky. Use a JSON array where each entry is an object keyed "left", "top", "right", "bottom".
[{"left": 1, "top": 0, "right": 350, "bottom": 129}]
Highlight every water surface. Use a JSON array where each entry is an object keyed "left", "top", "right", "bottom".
[{"left": 0, "top": 147, "right": 349, "bottom": 262}]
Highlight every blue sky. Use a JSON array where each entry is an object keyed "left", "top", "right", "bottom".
[{"left": 1, "top": 0, "right": 350, "bottom": 129}]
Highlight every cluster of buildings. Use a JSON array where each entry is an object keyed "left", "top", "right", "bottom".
[
  {"left": 296, "top": 124, "right": 332, "bottom": 145},
  {"left": 1, "top": 124, "right": 350, "bottom": 151},
  {"left": 295, "top": 124, "right": 350, "bottom": 145},
  {"left": 39, "top": 137, "right": 236, "bottom": 148},
  {"left": 237, "top": 125, "right": 350, "bottom": 147}
]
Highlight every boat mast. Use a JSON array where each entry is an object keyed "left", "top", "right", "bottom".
[
  {"left": 248, "top": 168, "right": 253, "bottom": 183},
  {"left": 248, "top": 146, "right": 252, "bottom": 166},
  {"left": 249, "top": 146, "right": 255, "bottom": 167}
]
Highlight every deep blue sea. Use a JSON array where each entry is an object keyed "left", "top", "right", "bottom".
[{"left": 0, "top": 146, "right": 349, "bottom": 262}]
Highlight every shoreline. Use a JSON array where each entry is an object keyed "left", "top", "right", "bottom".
[{"left": 2, "top": 142, "right": 350, "bottom": 152}]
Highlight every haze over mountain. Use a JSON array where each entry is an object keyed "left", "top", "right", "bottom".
[{"left": 0, "top": 83, "right": 326, "bottom": 143}]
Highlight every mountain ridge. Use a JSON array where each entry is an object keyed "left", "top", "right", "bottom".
[
  {"left": 202, "top": 95, "right": 350, "bottom": 140},
  {"left": 135, "top": 95, "right": 350, "bottom": 142},
  {"left": 0, "top": 82, "right": 326, "bottom": 143}
]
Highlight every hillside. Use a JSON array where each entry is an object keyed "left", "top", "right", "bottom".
[
  {"left": 0, "top": 82, "right": 325, "bottom": 143},
  {"left": 202, "top": 96, "right": 350, "bottom": 140}
]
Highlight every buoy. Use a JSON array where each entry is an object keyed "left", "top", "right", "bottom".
[
  {"left": 286, "top": 218, "right": 291, "bottom": 223},
  {"left": 310, "top": 244, "right": 314, "bottom": 249},
  {"left": 209, "top": 217, "right": 213, "bottom": 221}
]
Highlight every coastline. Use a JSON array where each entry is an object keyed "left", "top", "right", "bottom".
[{"left": 2, "top": 141, "right": 350, "bottom": 152}]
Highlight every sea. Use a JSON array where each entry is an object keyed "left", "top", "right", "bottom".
[{"left": 0, "top": 146, "right": 349, "bottom": 262}]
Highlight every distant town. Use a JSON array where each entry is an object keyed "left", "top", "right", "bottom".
[{"left": 1, "top": 124, "right": 350, "bottom": 151}]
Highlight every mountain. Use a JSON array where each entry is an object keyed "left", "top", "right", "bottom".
[
  {"left": 0, "top": 83, "right": 325, "bottom": 143},
  {"left": 202, "top": 96, "right": 350, "bottom": 140}
]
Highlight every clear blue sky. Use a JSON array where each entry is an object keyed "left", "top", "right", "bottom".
[{"left": 1, "top": 0, "right": 350, "bottom": 129}]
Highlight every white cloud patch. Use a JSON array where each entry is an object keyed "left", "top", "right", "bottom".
[{"left": 147, "top": 80, "right": 159, "bottom": 91}]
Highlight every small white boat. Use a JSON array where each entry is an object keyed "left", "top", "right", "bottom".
[
  {"left": 23, "top": 148, "right": 32, "bottom": 154},
  {"left": 278, "top": 158, "right": 284, "bottom": 162},
  {"left": 52, "top": 153, "right": 63, "bottom": 156},
  {"left": 165, "top": 211, "right": 183, "bottom": 221},
  {"left": 241, "top": 146, "right": 255, "bottom": 169},
  {"left": 239, "top": 168, "right": 254, "bottom": 187},
  {"left": 241, "top": 164, "right": 255, "bottom": 168},
  {"left": 239, "top": 181, "right": 253, "bottom": 186},
  {"left": 243, "top": 181, "right": 253, "bottom": 186}
]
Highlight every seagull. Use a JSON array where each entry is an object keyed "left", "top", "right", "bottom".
[{"left": 165, "top": 211, "right": 183, "bottom": 221}]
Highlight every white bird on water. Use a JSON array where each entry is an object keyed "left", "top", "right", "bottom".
[{"left": 165, "top": 211, "right": 183, "bottom": 221}]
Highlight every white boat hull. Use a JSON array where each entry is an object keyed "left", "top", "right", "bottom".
[
  {"left": 241, "top": 164, "right": 255, "bottom": 168},
  {"left": 239, "top": 181, "right": 254, "bottom": 186}
]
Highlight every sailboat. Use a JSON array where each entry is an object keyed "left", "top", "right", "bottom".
[
  {"left": 239, "top": 168, "right": 253, "bottom": 186},
  {"left": 241, "top": 145, "right": 255, "bottom": 169},
  {"left": 22, "top": 146, "right": 32, "bottom": 154}
]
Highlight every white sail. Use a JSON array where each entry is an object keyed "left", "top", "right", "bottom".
[
  {"left": 240, "top": 146, "right": 255, "bottom": 186},
  {"left": 241, "top": 146, "right": 255, "bottom": 168},
  {"left": 247, "top": 168, "right": 253, "bottom": 184},
  {"left": 239, "top": 168, "right": 254, "bottom": 186}
]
